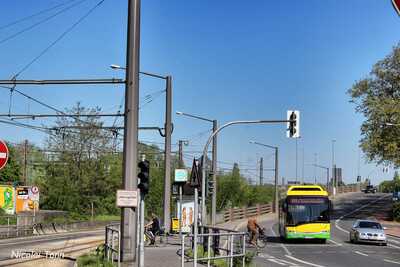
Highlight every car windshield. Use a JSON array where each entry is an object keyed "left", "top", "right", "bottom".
[
  {"left": 286, "top": 197, "right": 329, "bottom": 226},
  {"left": 358, "top": 221, "right": 382, "bottom": 229}
]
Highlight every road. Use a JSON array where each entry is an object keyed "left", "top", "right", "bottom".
[{"left": 251, "top": 193, "right": 400, "bottom": 267}]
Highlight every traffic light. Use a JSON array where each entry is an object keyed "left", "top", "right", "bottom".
[
  {"left": 287, "top": 110, "right": 300, "bottom": 138},
  {"left": 138, "top": 160, "right": 150, "bottom": 195},
  {"left": 207, "top": 173, "right": 214, "bottom": 197}
]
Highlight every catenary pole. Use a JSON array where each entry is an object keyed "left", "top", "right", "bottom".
[
  {"left": 120, "top": 0, "right": 140, "bottom": 264},
  {"left": 163, "top": 76, "right": 172, "bottom": 233},
  {"left": 211, "top": 120, "right": 218, "bottom": 225}
]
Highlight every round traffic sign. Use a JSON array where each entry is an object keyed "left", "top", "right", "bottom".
[
  {"left": 31, "top": 186, "right": 39, "bottom": 194},
  {"left": 0, "top": 140, "right": 9, "bottom": 171}
]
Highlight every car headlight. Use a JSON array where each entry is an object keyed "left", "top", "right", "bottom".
[
  {"left": 360, "top": 232, "right": 366, "bottom": 236},
  {"left": 379, "top": 233, "right": 385, "bottom": 237}
]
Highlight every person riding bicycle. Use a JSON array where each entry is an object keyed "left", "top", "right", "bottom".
[
  {"left": 247, "top": 216, "right": 262, "bottom": 245},
  {"left": 145, "top": 213, "right": 160, "bottom": 245}
]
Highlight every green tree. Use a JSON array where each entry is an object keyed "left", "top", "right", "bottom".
[
  {"left": 348, "top": 44, "right": 400, "bottom": 167},
  {"left": 0, "top": 143, "right": 22, "bottom": 183}
]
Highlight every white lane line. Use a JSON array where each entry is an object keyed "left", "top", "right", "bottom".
[
  {"left": 327, "top": 239, "right": 342, "bottom": 246},
  {"left": 334, "top": 195, "right": 389, "bottom": 234},
  {"left": 268, "top": 259, "right": 286, "bottom": 265},
  {"left": 354, "top": 251, "right": 368, "bottom": 257},
  {"left": 384, "top": 259, "right": 400, "bottom": 265},
  {"left": 270, "top": 226, "right": 292, "bottom": 256},
  {"left": 285, "top": 255, "right": 326, "bottom": 267}
]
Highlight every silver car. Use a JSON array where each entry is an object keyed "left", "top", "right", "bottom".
[{"left": 349, "top": 220, "right": 387, "bottom": 246}]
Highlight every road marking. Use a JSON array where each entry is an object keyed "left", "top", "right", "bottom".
[
  {"left": 384, "top": 259, "right": 400, "bottom": 265},
  {"left": 327, "top": 239, "right": 342, "bottom": 246},
  {"left": 268, "top": 259, "right": 287, "bottom": 265},
  {"left": 270, "top": 226, "right": 292, "bottom": 256},
  {"left": 285, "top": 255, "right": 326, "bottom": 267},
  {"left": 334, "top": 195, "right": 389, "bottom": 234},
  {"left": 354, "top": 251, "right": 368, "bottom": 257}
]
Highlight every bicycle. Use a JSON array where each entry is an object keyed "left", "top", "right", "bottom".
[{"left": 246, "top": 227, "right": 267, "bottom": 249}]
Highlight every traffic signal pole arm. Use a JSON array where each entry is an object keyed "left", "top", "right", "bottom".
[{"left": 200, "top": 119, "right": 293, "bottom": 225}]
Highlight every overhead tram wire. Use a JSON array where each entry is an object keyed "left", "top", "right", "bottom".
[
  {"left": 0, "top": 0, "right": 89, "bottom": 45},
  {"left": 0, "top": 0, "right": 80, "bottom": 31},
  {"left": 13, "top": 0, "right": 106, "bottom": 78}
]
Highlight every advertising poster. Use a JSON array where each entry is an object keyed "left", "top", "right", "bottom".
[
  {"left": 177, "top": 200, "right": 195, "bottom": 233},
  {"left": 0, "top": 186, "right": 15, "bottom": 214},
  {"left": 16, "top": 186, "right": 39, "bottom": 213}
]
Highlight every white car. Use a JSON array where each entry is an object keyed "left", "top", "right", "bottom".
[{"left": 349, "top": 220, "right": 387, "bottom": 246}]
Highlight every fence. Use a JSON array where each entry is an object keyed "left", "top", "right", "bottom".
[
  {"left": 104, "top": 223, "right": 120, "bottom": 267},
  {"left": 222, "top": 203, "right": 272, "bottom": 223},
  {"left": 181, "top": 225, "right": 247, "bottom": 267}
]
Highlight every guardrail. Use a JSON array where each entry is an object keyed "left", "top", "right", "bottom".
[
  {"left": 104, "top": 223, "right": 120, "bottom": 267},
  {"left": 223, "top": 203, "right": 272, "bottom": 223},
  {"left": 181, "top": 225, "right": 247, "bottom": 267}
]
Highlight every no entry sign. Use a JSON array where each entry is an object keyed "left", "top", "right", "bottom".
[
  {"left": 393, "top": 0, "right": 400, "bottom": 16},
  {"left": 0, "top": 141, "right": 9, "bottom": 171}
]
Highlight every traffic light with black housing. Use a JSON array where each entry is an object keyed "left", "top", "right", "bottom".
[
  {"left": 138, "top": 160, "right": 150, "bottom": 195},
  {"left": 287, "top": 110, "right": 300, "bottom": 138}
]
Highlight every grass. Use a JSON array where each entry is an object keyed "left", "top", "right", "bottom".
[
  {"left": 77, "top": 245, "right": 116, "bottom": 267},
  {"left": 43, "top": 214, "right": 120, "bottom": 224}
]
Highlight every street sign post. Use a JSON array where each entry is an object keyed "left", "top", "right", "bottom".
[
  {"left": 0, "top": 140, "right": 9, "bottom": 171},
  {"left": 116, "top": 190, "right": 138, "bottom": 208}
]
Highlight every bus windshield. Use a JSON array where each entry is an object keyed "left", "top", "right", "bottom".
[{"left": 286, "top": 197, "right": 329, "bottom": 226}]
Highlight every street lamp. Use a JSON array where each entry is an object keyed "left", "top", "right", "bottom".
[
  {"left": 249, "top": 140, "right": 279, "bottom": 213},
  {"left": 111, "top": 64, "right": 173, "bottom": 233},
  {"left": 331, "top": 139, "right": 336, "bottom": 197},
  {"left": 176, "top": 111, "right": 218, "bottom": 226}
]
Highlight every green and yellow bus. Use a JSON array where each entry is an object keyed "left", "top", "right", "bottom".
[{"left": 279, "top": 185, "right": 331, "bottom": 241}]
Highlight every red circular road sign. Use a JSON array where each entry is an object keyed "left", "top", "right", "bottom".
[{"left": 0, "top": 141, "right": 9, "bottom": 171}]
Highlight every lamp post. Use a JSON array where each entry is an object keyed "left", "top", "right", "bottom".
[
  {"left": 249, "top": 141, "right": 279, "bottom": 213},
  {"left": 200, "top": 119, "right": 291, "bottom": 226},
  {"left": 331, "top": 139, "right": 336, "bottom": 197},
  {"left": 176, "top": 111, "right": 218, "bottom": 226},
  {"left": 111, "top": 64, "right": 173, "bottom": 233},
  {"left": 313, "top": 164, "right": 330, "bottom": 190}
]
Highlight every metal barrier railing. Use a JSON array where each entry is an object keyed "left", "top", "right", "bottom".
[
  {"left": 181, "top": 225, "right": 247, "bottom": 267},
  {"left": 105, "top": 223, "right": 120, "bottom": 267}
]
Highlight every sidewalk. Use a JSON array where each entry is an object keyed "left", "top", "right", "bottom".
[{"left": 381, "top": 220, "right": 400, "bottom": 238}]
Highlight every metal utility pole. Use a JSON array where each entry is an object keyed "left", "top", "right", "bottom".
[
  {"left": 163, "top": 76, "right": 172, "bottom": 233},
  {"left": 331, "top": 139, "right": 336, "bottom": 197},
  {"left": 175, "top": 112, "right": 218, "bottom": 225},
  {"left": 211, "top": 119, "right": 217, "bottom": 226},
  {"left": 120, "top": 0, "right": 140, "bottom": 264},
  {"left": 178, "top": 140, "right": 183, "bottom": 167},
  {"left": 250, "top": 141, "right": 279, "bottom": 213},
  {"left": 23, "top": 140, "right": 28, "bottom": 185},
  {"left": 274, "top": 147, "right": 279, "bottom": 213},
  {"left": 259, "top": 157, "right": 263, "bottom": 185},
  {"left": 295, "top": 138, "right": 298, "bottom": 183},
  {"left": 313, "top": 164, "right": 329, "bottom": 190},
  {"left": 200, "top": 119, "right": 290, "bottom": 225},
  {"left": 301, "top": 147, "right": 304, "bottom": 184}
]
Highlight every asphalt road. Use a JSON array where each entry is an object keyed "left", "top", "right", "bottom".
[{"left": 250, "top": 193, "right": 400, "bottom": 267}]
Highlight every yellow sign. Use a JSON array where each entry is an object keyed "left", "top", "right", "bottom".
[
  {"left": 172, "top": 218, "right": 180, "bottom": 232},
  {"left": 15, "top": 186, "right": 39, "bottom": 214}
]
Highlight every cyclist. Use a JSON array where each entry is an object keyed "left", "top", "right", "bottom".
[
  {"left": 247, "top": 216, "right": 262, "bottom": 245},
  {"left": 145, "top": 213, "right": 160, "bottom": 245}
]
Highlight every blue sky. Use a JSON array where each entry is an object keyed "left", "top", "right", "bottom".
[{"left": 0, "top": 0, "right": 399, "bottom": 185}]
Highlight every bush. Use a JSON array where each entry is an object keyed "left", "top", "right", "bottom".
[{"left": 76, "top": 245, "right": 115, "bottom": 267}]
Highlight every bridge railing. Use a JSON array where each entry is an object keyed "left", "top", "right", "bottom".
[{"left": 222, "top": 203, "right": 272, "bottom": 223}]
